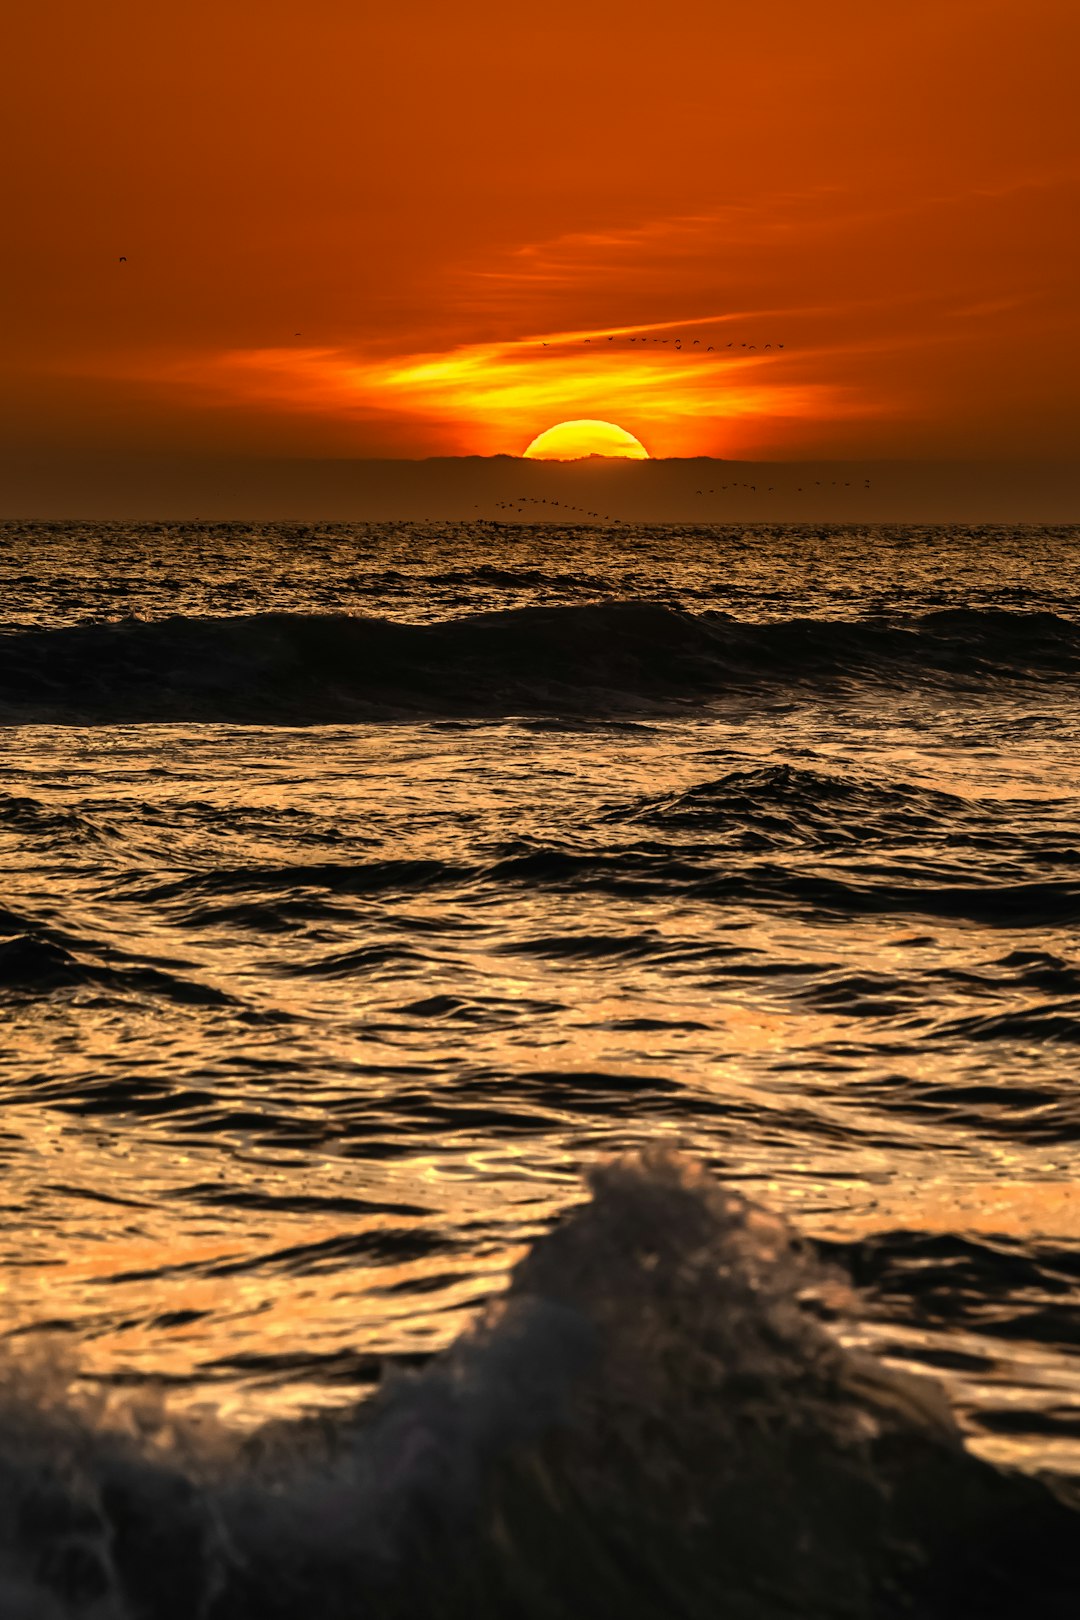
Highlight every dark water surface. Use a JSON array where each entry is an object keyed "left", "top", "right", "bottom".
[{"left": 1, "top": 521, "right": 1078, "bottom": 1614}]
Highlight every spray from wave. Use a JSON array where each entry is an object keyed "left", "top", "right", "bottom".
[{"left": 0, "top": 1151, "right": 1076, "bottom": 1617}]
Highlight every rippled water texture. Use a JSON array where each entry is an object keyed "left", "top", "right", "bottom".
[{"left": 1, "top": 520, "right": 1078, "bottom": 1511}]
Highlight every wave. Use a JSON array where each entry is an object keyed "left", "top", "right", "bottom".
[
  {"left": 0, "top": 1152, "right": 1076, "bottom": 1618},
  {"left": 1, "top": 603, "right": 1078, "bottom": 722},
  {"left": 616, "top": 763, "right": 1008, "bottom": 847},
  {"left": 518, "top": 851, "right": 1080, "bottom": 929},
  {"left": 0, "top": 927, "right": 238, "bottom": 1009},
  {"left": 823, "top": 1226, "right": 1080, "bottom": 1333},
  {"left": 117, "top": 844, "right": 1080, "bottom": 933},
  {"left": 0, "top": 793, "right": 118, "bottom": 845},
  {"left": 939, "top": 1001, "right": 1080, "bottom": 1046}
]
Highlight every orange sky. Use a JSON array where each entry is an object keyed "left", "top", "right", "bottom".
[{"left": 5, "top": 0, "right": 1079, "bottom": 465}]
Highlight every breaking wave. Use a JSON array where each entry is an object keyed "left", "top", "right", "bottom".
[
  {"left": 2, "top": 603, "right": 1078, "bottom": 722},
  {"left": 0, "top": 1152, "right": 1076, "bottom": 1618}
]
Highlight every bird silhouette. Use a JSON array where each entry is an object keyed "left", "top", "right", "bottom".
[
  {"left": 119, "top": 256, "right": 127, "bottom": 263},
  {"left": 529, "top": 328, "right": 787, "bottom": 363}
]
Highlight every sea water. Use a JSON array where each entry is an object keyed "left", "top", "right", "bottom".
[{"left": 0, "top": 520, "right": 1078, "bottom": 1615}]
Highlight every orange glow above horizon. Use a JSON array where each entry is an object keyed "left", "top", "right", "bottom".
[
  {"left": 3, "top": 0, "right": 1078, "bottom": 468},
  {"left": 134, "top": 315, "right": 861, "bottom": 458}
]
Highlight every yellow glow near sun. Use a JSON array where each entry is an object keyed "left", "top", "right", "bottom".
[
  {"left": 523, "top": 420, "right": 649, "bottom": 460},
  {"left": 159, "top": 320, "right": 857, "bottom": 457}
]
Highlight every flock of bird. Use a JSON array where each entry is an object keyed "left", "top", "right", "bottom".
[
  {"left": 474, "top": 478, "right": 874, "bottom": 524},
  {"left": 478, "top": 497, "right": 627, "bottom": 525},
  {"left": 539, "top": 332, "right": 785, "bottom": 355},
  {"left": 694, "top": 478, "right": 873, "bottom": 495}
]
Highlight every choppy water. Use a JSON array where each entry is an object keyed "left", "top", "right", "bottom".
[{"left": 1, "top": 520, "right": 1079, "bottom": 1615}]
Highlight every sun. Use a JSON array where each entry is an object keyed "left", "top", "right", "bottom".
[{"left": 523, "top": 419, "right": 650, "bottom": 460}]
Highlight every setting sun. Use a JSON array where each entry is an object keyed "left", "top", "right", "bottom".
[{"left": 523, "top": 420, "right": 650, "bottom": 460}]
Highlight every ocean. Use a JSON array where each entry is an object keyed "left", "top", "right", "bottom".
[{"left": 0, "top": 519, "right": 1078, "bottom": 1615}]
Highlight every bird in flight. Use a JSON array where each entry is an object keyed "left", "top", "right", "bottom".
[
  {"left": 533, "top": 328, "right": 789, "bottom": 358},
  {"left": 119, "top": 256, "right": 127, "bottom": 263}
]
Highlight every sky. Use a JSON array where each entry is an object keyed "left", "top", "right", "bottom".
[{"left": 5, "top": 0, "right": 1079, "bottom": 478}]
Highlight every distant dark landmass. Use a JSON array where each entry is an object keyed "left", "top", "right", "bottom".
[{"left": 3, "top": 453, "right": 1078, "bottom": 523}]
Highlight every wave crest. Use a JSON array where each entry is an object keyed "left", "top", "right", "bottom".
[
  {"left": 2, "top": 604, "right": 1078, "bottom": 722},
  {"left": 0, "top": 1152, "right": 1076, "bottom": 1617}
]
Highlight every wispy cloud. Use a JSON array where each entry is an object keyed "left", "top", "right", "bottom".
[
  {"left": 48, "top": 170, "right": 1073, "bottom": 458},
  {"left": 157, "top": 324, "right": 869, "bottom": 456}
]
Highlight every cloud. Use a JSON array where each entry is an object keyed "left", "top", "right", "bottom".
[
  {"left": 152, "top": 324, "right": 870, "bottom": 457},
  {"left": 20, "top": 170, "right": 1075, "bottom": 460}
]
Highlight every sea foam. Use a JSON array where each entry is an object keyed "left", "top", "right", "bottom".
[{"left": 0, "top": 1152, "right": 1075, "bottom": 1618}]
